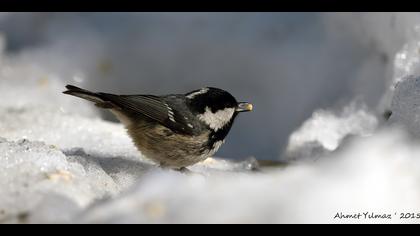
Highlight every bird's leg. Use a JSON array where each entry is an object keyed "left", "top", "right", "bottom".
[
  {"left": 158, "top": 163, "right": 191, "bottom": 174},
  {"left": 180, "top": 167, "right": 192, "bottom": 173},
  {"left": 176, "top": 167, "right": 191, "bottom": 174}
]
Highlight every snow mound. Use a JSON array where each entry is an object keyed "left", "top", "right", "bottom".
[
  {"left": 389, "top": 75, "right": 420, "bottom": 137},
  {"left": 0, "top": 136, "right": 259, "bottom": 223},
  {"left": 285, "top": 102, "right": 378, "bottom": 160},
  {"left": 393, "top": 25, "right": 420, "bottom": 86},
  {"left": 0, "top": 138, "right": 118, "bottom": 223},
  {"left": 78, "top": 129, "right": 420, "bottom": 224}
]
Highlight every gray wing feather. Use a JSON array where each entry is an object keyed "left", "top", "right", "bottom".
[{"left": 98, "top": 93, "right": 195, "bottom": 135}]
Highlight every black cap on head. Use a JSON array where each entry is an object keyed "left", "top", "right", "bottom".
[{"left": 186, "top": 87, "right": 238, "bottom": 114}]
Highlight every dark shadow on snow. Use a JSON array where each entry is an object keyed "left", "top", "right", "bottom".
[{"left": 62, "top": 148, "right": 156, "bottom": 183}]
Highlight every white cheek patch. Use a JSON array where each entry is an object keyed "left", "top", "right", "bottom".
[
  {"left": 198, "top": 107, "right": 235, "bottom": 131},
  {"left": 186, "top": 88, "right": 209, "bottom": 99}
]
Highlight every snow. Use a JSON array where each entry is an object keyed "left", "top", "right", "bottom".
[
  {"left": 0, "top": 138, "right": 115, "bottom": 223},
  {"left": 2, "top": 13, "right": 420, "bottom": 223},
  {"left": 78, "top": 129, "right": 420, "bottom": 224},
  {"left": 286, "top": 101, "right": 378, "bottom": 160},
  {"left": 393, "top": 25, "right": 420, "bottom": 86},
  {"left": 388, "top": 75, "right": 420, "bottom": 136}
]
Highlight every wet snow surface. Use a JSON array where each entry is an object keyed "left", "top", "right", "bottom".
[{"left": 2, "top": 13, "right": 420, "bottom": 223}]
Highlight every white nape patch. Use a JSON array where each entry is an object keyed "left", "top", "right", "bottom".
[
  {"left": 186, "top": 88, "right": 209, "bottom": 99},
  {"left": 165, "top": 103, "right": 176, "bottom": 122},
  {"left": 198, "top": 107, "right": 235, "bottom": 131}
]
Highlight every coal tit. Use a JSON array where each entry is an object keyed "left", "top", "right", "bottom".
[{"left": 63, "top": 85, "right": 252, "bottom": 170}]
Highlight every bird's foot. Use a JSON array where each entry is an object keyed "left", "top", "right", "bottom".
[
  {"left": 176, "top": 167, "right": 191, "bottom": 174},
  {"left": 158, "top": 164, "right": 192, "bottom": 174}
]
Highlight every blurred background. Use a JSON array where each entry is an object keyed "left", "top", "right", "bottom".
[{"left": 0, "top": 12, "right": 417, "bottom": 161}]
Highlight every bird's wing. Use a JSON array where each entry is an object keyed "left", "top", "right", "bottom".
[{"left": 98, "top": 93, "right": 196, "bottom": 135}]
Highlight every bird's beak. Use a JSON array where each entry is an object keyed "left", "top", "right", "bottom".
[{"left": 236, "top": 102, "right": 253, "bottom": 112}]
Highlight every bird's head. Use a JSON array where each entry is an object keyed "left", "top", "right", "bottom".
[{"left": 185, "top": 87, "right": 252, "bottom": 132}]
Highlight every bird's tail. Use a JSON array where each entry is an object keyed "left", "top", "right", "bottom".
[{"left": 63, "top": 85, "right": 115, "bottom": 109}]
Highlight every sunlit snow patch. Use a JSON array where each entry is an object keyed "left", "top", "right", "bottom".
[{"left": 286, "top": 101, "right": 378, "bottom": 160}]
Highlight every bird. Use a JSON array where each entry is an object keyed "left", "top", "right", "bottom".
[{"left": 63, "top": 85, "right": 253, "bottom": 171}]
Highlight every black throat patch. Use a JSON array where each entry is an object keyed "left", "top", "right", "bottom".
[{"left": 205, "top": 112, "right": 238, "bottom": 149}]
